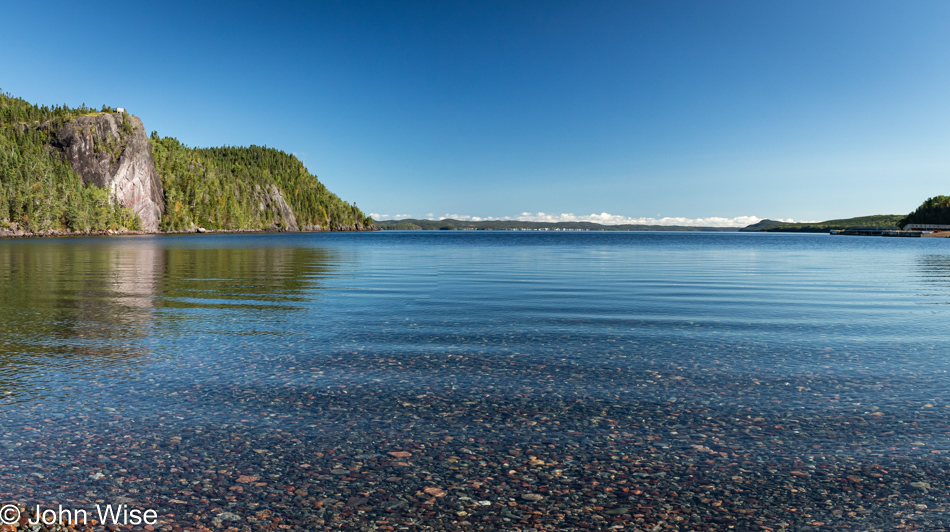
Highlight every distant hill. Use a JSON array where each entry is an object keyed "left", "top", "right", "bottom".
[
  {"left": 375, "top": 218, "right": 739, "bottom": 231},
  {"left": 739, "top": 215, "right": 903, "bottom": 232},
  {"left": 737, "top": 219, "right": 788, "bottom": 232}
]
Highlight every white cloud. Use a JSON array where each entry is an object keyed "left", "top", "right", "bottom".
[
  {"left": 773, "top": 217, "right": 819, "bottom": 224},
  {"left": 438, "top": 213, "right": 486, "bottom": 222},
  {"left": 509, "top": 212, "right": 762, "bottom": 227},
  {"left": 369, "top": 213, "right": 415, "bottom": 220},
  {"left": 371, "top": 212, "right": 818, "bottom": 227}
]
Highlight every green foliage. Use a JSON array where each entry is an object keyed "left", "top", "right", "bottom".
[
  {"left": 0, "top": 90, "right": 141, "bottom": 233},
  {"left": 736, "top": 219, "right": 787, "bottom": 232},
  {"left": 381, "top": 221, "right": 422, "bottom": 230},
  {"left": 899, "top": 196, "right": 950, "bottom": 228},
  {"left": 2, "top": 90, "right": 368, "bottom": 235},
  {"left": 744, "top": 215, "right": 905, "bottom": 232},
  {"left": 0, "top": 91, "right": 98, "bottom": 128},
  {"left": 151, "top": 137, "right": 373, "bottom": 231},
  {"left": 119, "top": 115, "right": 134, "bottom": 136}
]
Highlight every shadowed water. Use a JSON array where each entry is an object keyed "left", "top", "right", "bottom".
[{"left": 1, "top": 231, "right": 949, "bottom": 530}]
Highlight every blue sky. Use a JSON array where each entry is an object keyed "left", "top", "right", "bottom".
[{"left": 2, "top": 1, "right": 949, "bottom": 226}]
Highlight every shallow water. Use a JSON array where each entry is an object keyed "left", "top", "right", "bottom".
[{"left": 1, "top": 231, "right": 949, "bottom": 530}]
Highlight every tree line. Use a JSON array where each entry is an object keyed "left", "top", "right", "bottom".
[
  {"left": 899, "top": 196, "right": 950, "bottom": 228},
  {"left": 151, "top": 136, "right": 372, "bottom": 231}
]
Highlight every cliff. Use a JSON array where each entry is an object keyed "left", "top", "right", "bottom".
[
  {"left": 252, "top": 184, "right": 299, "bottom": 231},
  {"left": 46, "top": 112, "right": 165, "bottom": 232}
]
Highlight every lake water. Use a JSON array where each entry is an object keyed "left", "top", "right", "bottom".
[{"left": 1, "top": 231, "right": 949, "bottom": 530}]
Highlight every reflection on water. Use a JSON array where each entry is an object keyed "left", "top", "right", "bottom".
[
  {"left": 0, "top": 236, "right": 345, "bottom": 402},
  {"left": 0, "top": 241, "right": 160, "bottom": 400},
  {"left": 159, "top": 246, "right": 337, "bottom": 311},
  {"left": 3, "top": 232, "right": 950, "bottom": 530}
]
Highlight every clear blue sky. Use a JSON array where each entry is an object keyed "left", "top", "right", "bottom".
[{"left": 2, "top": 1, "right": 949, "bottom": 225}]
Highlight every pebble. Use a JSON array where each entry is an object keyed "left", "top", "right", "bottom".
[{"left": 3, "top": 239, "right": 950, "bottom": 530}]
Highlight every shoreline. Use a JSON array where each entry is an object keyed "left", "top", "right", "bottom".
[{"left": 0, "top": 225, "right": 378, "bottom": 240}]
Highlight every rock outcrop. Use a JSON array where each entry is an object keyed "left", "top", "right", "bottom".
[
  {"left": 47, "top": 112, "right": 165, "bottom": 232},
  {"left": 251, "top": 184, "right": 299, "bottom": 231}
]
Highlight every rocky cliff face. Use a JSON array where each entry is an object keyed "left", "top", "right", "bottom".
[
  {"left": 48, "top": 112, "right": 165, "bottom": 232},
  {"left": 252, "top": 184, "right": 299, "bottom": 231}
]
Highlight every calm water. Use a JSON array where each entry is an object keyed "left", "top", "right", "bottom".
[{"left": 1, "top": 231, "right": 949, "bottom": 530}]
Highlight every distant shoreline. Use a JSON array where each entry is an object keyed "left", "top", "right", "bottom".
[{"left": 374, "top": 218, "right": 739, "bottom": 232}]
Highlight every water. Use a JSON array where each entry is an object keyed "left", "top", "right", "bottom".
[{"left": 1, "top": 231, "right": 949, "bottom": 530}]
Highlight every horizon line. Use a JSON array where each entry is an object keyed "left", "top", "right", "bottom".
[{"left": 368, "top": 212, "right": 819, "bottom": 228}]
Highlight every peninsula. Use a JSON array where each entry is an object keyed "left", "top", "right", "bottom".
[{"left": 0, "top": 92, "right": 373, "bottom": 237}]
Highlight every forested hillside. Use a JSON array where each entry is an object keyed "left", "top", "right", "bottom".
[
  {"left": 151, "top": 137, "right": 371, "bottom": 231},
  {"left": 899, "top": 196, "right": 950, "bottom": 227},
  {"left": 0, "top": 91, "right": 372, "bottom": 235},
  {"left": 0, "top": 92, "right": 138, "bottom": 232}
]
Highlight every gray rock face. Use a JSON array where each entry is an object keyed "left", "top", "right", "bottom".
[
  {"left": 252, "top": 184, "right": 299, "bottom": 231},
  {"left": 48, "top": 112, "right": 165, "bottom": 232}
]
